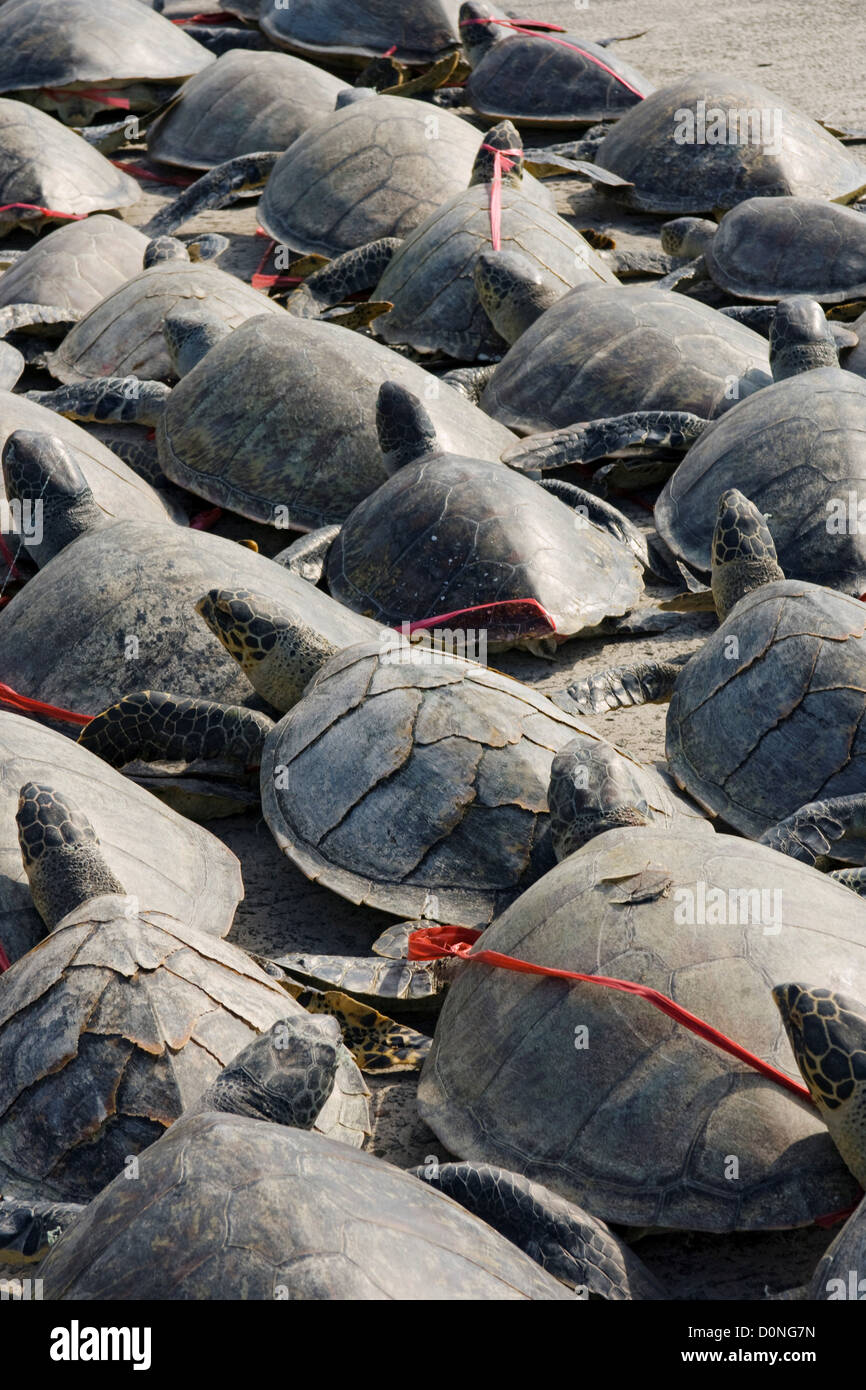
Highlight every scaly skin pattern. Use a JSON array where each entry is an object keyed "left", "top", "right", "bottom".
[
  {"left": 197, "top": 588, "right": 340, "bottom": 712},
  {"left": 16, "top": 781, "right": 126, "bottom": 929},
  {"left": 711, "top": 487, "right": 784, "bottom": 620},
  {"left": 78, "top": 690, "right": 274, "bottom": 770}
]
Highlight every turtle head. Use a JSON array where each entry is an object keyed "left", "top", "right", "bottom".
[
  {"left": 711, "top": 488, "right": 784, "bottom": 621},
  {"left": 16, "top": 782, "right": 127, "bottom": 932},
  {"left": 548, "top": 739, "right": 651, "bottom": 861},
  {"left": 163, "top": 307, "right": 233, "bottom": 378},
  {"left": 474, "top": 249, "right": 562, "bottom": 344},
  {"left": 196, "top": 588, "right": 340, "bottom": 712},
  {"left": 470, "top": 121, "right": 524, "bottom": 189},
  {"left": 2, "top": 430, "right": 106, "bottom": 566},
  {"left": 459, "top": 1, "right": 499, "bottom": 62},
  {"left": 189, "top": 1013, "right": 342, "bottom": 1129},
  {"left": 376, "top": 382, "right": 441, "bottom": 474},
  {"left": 770, "top": 296, "right": 840, "bottom": 381},
  {"left": 773, "top": 982, "right": 866, "bottom": 1188},
  {"left": 143, "top": 235, "right": 189, "bottom": 268},
  {"left": 660, "top": 217, "right": 717, "bottom": 258}
]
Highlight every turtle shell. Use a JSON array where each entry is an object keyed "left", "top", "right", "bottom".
[
  {"left": 667, "top": 577, "right": 866, "bottom": 854},
  {"left": 0, "top": 100, "right": 138, "bottom": 230},
  {"left": 655, "top": 368, "right": 866, "bottom": 594},
  {"left": 260, "top": 0, "right": 462, "bottom": 66},
  {"left": 257, "top": 95, "right": 552, "bottom": 258},
  {"left": 419, "top": 825, "right": 866, "bottom": 1230},
  {"left": 46, "top": 261, "right": 285, "bottom": 385},
  {"left": 373, "top": 183, "right": 618, "bottom": 360},
  {"left": 595, "top": 74, "right": 866, "bottom": 214},
  {"left": 480, "top": 285, "right": 771, "bottom": 436},
  {"left": 0, "top": 521, "right": 381, "bottom": 720},
  {"left": 39, "top": 1112, "right": 571, "bottom": 1299},
  {"left": 325, "top": 452, "right": 643, "bottom": 636},
  {"left": 261, "top": 641, "right": 610, "bottom": 926},
  {"left": 0, "top": 714, "right": 242, "bottom": 965},
  {"left": 157, "top": 315, "right": 518, "bottom": 529},
  {"left": 806, "top": 1196, "right": 866, "bottom": 1299},
  {"left": 464, "top": 30, "right": 651, "bottom": 128},
  {"left": 0, "top": 215, "right": 149, "bottom": 317},
  {"left": 147, "top": 50, "right": 344, "bottom": 171},
  {"left": 704, "top": 197, "right": 866, "bottom": 303},
  {"left": 0, "top": 0, "right": 213, "bottom": 109},
  {"left": 0, "top": 897, "right": 370, "bottom": 1202}
]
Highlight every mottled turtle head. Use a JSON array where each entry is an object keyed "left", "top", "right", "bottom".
[
  {"left": 196, "top": 588, "right": 340, "bottom": 713},
  {"left": 770, "top": 296, "right": 840, "bottom": 381},
  {"left": 2, "top": 430, "right": 106, "bottom": 566},
  {"left": 549, "top": 739, "right": 652, "bottom": 861},
  {"left": 474, "top": 249, "right": 562, "bottom": 344},
  {"left": 163, "top": 307, "right": 233, "bottom": 378},
  {"left": 184, "top": 232, "right": 229, "bottom": 264},
  {"left": 16, "top": 782, "right": 126, "bottom": 932},
  {"left": 711, "top": 488, "right": 784, "bottom": 621},
  {"left": 660, "top": 216, "right": 717, "bottom": 258},
  {"left": 335, "top": 86, "right": 374, "bottom": 109},
  {"left": 143, "top": 235, "right": 189, "bottom": 268},
  {"left": 376, "top": 382, "right": 441, "bottom": 473},
  {"left": 470, "top": 121, "right": 524, "bottom": 189},
  {"left": 773, "top": 982, "right": 866, "bottom": 1187},
  {"left": 459, "top": 0, "right": 499, "bottom": 60},
  {"left": 188, "top": 1013, "right": 342, "bottom": 1129}
]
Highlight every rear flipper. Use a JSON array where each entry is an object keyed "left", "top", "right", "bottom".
[
  {"left": 285, "top": 239, "right": 402, "bottom": 318},
  {"left": 143, "top": 152, "right": 281, "bottom": 238},
  {"left": 24, "top": 378, "right": 170, "bottom": 428},
  {"left": 501, "top": 411, "right": 708, "bottom": 473},
  {"left": 275, "top": 525, "right": 342, "bottom": 585},
  {"left": 554, "top": 657, "right": 690, "bottom": 717},
  {"left": 759, "top": 795, "right": 866, "bottom": 873}
]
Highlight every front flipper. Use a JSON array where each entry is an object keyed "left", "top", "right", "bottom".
[
  {"left": 285, "top": 239, "right": 402, "bottom": 318},
  {"left": 0, "top": 303, "right": 79, "bottom": 337},
  {"left": 25, "top": 378, "right": 170, "bottom": 428},
  {"left": 555, "top": 658, "right": 689, "bottom": 717},
  {"left": 502, "top": 411, "right": 708, "bottom": 473},
  {"left": 275, "top": 525, "right": 341, "bottom": 584},
  {"left": 143, "top": 151, "right": 281, "bottom": 238},
  {"left": 655, "top": 257, "right": 707, "bottom": 292},
  {"left": 759, "top": 795, "right": 866, "bottom": 870},
  {"left": 440, "top": 363, "right": 497, "bottom": 404},
  {"left": 78, "top": 691, "right": 274, "bottom": 770}
]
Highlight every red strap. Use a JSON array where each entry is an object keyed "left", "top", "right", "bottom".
[
  {"left": 0, "top": 535, "right": 21, "bottom": 582},
  {"left": 0, "top": 941, "right": 10, "bottom": 973},
  {"left": 111, "top": 160, "right": 196, "bottom": 188},
  {"left": 480, "top": 142, "right": 521, "bottom": 252},
  {"left": 171, "top": 12, "right": 232, "bottom": 21},
  {"left": 0, "top": 682, "right": 93, "bottom": 727},
  {"left": 409, "top": 924, "right": 814, "bottom": 1104},
  {"left": 42, "top": 86, "right": 130, "bottom": 110},
  {"left": 250, "top": 236, "right": 302, "bottom": 291},
  {"left": 382, "top": 45, "right": 398, "bottom": 56},
  {"left": 400, "top": 597, "right": 555, "bottom": 642},
  {"left": 460, "top": 17, "right": 646, "bottom": 99},
  {"left": 0, "top": 203, "right": 85, "bottom": 221},
  {"left": 190, "top": 506, "right": 222, "bottom": 530}
]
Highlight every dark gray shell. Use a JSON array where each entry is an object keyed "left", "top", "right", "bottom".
[
  {"left": 157, "top": 315, "right": 517, "bottom": 529},
  {"left": 46, "top": 261, "right": 284, "bottom": 384},
  {"left": 667, "top": 578, "right": 866, "bottom": 856},
  {"left": 0, "top": 0, "right": 213, "bottom": 99},
  {"left": 258, "top": 95, "right": 497, "bottom": 258},
  {"left": 373, "top": 184, "right": 617, "bottom": 360},
  {"left": 0, "top": 100, "right": 138, "bottom": 227},
  {"left": 806, "top": 1197, "right": 866, "bottom": 1299},
  {"left": 0, "top": 714, "right": 242, "bottom": 965},
  {"left": 419, "top": 825, "right": 866, "bottom": 1230},
  {"left": 326, "top": 452, "right": 643, "bottom": 636},
  {"left": 704, "top": 197, "right": 866, "bottom": 303},
  {"left": 655, "top": 368, "right": 866, "bottom": 593},
  {"left": 147, "top": 50, "right": 344, "bottom": 171},
  {"left": 0, "top": 901, "right": 368, "bottom": 1202},
  {"left": 261, "top": 641, "right": 606, "bottom": 925},
  {"left": 0, "top": 521, "right": 381, "bottom": 717},
  {"left": 0, "top": 216, "right": 149, "bottom": 317},
  {"left": 595, "top": 74, "right": 866, "bottom": 214},
  {"left": 464, "top": 30, "right": 651, "bottom": 128},
  {"left": 481, "top": 285, "right": 771, "bottom": 436},
  {"left": 40, "top": 1113, "right": 571, "bottom": 1299},
  {"left": 260, "top": 0, "right": 461, "bottom": 65}
]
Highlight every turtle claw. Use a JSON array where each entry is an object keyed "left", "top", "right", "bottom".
[{"left": 561, "top": 660, "right": 686, "bottom": 716}]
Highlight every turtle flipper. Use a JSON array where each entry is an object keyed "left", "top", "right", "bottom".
[
  {"left": 440, "top": 363, "right": 497, "bottom": 404},
  {"left": 286, "top": 238, "right": 402, "bottom": 318},
  {"left": 538, "top": 477, "right": 650, "bottom": 571},
  {"left": 143, "top": 151, "right": 281, "bottom": 238},
  {"left": 0, "top": 303, "right": 79, "bottom": 337},
  {"left": 554, "top": 659, "right": 688, "bottom": 717},
  {"left": 501, "top": 411, "right": 708, "bottom": 473},
  {"left": 829, "top": 867, "right": 866, "bottom": 895},
  {"left": 24, "top": 378, "right": 170, "bottom": 427},
  {"left": 759, "top": 795, "right": 866, "bottom": 870},
  {"left": 16, "top": 782, "right": 127, "bottom": 931},
  {"left": 0, "top": 341, "right": 23, "bottom": 391},
  {"left": 277, "top": 980, "right": 433, "bottom": 1072},
  {"left": 0, "top": 1197, "right": 85, "bottom": 1264},
  {"left": 410, "top": 1161, "right": 665, "bottom": 1300},
  {"left": 274, "top": 525, "right": 341, "bottom": 584},
  {"left": 655, "top": 258, "right": 707, "bottom": 292},
  {"left": 78, "top": 691, "right": 274, "bottom": 771}
]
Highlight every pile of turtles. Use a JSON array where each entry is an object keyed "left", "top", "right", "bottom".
[{"left": 2, "top": 0, "right": 866, "bottom": 1304}]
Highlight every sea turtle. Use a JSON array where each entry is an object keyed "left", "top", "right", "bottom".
[
  {"left": 0, "top": 0, "right": 213, "bottom": 123},
  {"left": 0, "top": 781, "right": 369, "bottom": 1203},
  {"left": 259, "top": 0, "right": 462, "bottom": 67},
  {"left": 419, "top": 820, "right": 866, "bottom": 1231},
  {"left": 591, "top": 74, "right": 866, "bottom": 213},
  {"left": 274, "top": 382, "right": 647, "bottom": 644},
  {"left": 0, "top": 99, "right": 138, "bottom": 234},
  {"left": 0, "top": 712, "right": 241, "bottom": 966},
  {"left": 658, "top": 196, "right": 866, "bottom": 303},
  {"left": 0, "top": 216, "right": 149, "bottom": 319},
  {"left": 287, "top": 123, "right": 617, "bottom": 360},
  {"left": 458, "top": 1, "right": 651, "bottom": 128},
  {"left": 146, "top": 49, "right": 344, "bottom": 170},
  {"left": 36, "top": 1024, "right": 571, "bottom": 1300},
  {"left": 561, "top": 488, "right": 866, "bottom": 862}
]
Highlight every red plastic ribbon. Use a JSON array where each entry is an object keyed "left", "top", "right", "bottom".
[
  {"left": 409, "top": 924, "right": 814, "bottom": 1104},
  {"left": 171, "top": 12, "right": 233, "bottom": 22},
  {"left": 460, "top": 17, "right": 647, "bottom": 99},
  {"left": 42, "top": 86, "right": 130, "bottom": 110},
  {"left": 111, "top": 160, "right": 196, "bottom": 188},
  {"left": 0, "top": 204, "right": 85, "bottom": 221},
  {"left": 0, "top": 941, "right": 10, "bottom": 973},
  {"left": 480, "top": 142, "right": 521, "bottom": 251},
  {"left": 0, "top": 535, "right": 21, "bottom": 582},
  {"left": 190, "top": 506, "right": 223, "bottom": 530},
  {"left": 250, "top": 235, "right": 302, "bottom": 291},
  {"left": 0, "top": 682, "right": 93, "bottom": 727},
  {"left": 400, "top": 597, "right": 555, "bottom": 644},
  {"left": 382, "top": 45, "right": 398, "bottom": 56}
]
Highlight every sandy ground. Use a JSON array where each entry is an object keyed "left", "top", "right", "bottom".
[{"left": 4, "top": 0, "right": 863, "bottom": 1297}]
